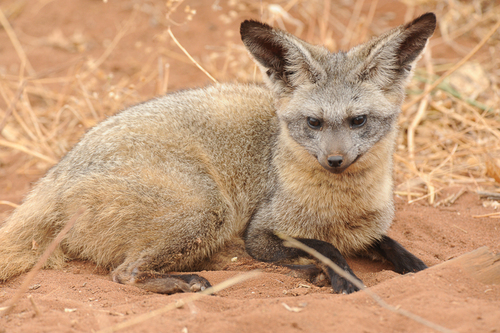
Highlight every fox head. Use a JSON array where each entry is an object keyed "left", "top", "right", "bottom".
[{"left": 241, "top": 13, "right": 436, "bottom": 174}]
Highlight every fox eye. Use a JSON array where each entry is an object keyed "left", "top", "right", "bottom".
[
  {"left": 307, "top": 117, "right": 322, "bottom": 129},
  {"left": 350, "top": 115, "right": 367, "bottom": 128}
]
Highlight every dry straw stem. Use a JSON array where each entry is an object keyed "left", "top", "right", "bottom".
[
  {"left": 97, "top": 270, "right": 261, "bottom": 333},
  {"left": 478, "top": 191, "right": 500, "bottom": 200},
  {"left": 408, "top": 188, "right": 442, "bottom": 205},
  {"left": 27, "top": 295, "right": 41, "bottom": 317},
  {"left": 76, "top": 75, "right": 99, "bottom": 121},
  {"left": 167, "top": 27, "right": 218, "bottom": 83},
  {"left": 0, "top": 208, "right": 84, "bottom": 317},
  {"left": 472, "top": 212, "right": 500, "bottom": 218},
  {"left": 157, "top": 58, "right": 170, "bottom": 95},
  {"left": 0, "top": 7, "right": 35, "bottom": 77},
  {"left": 278, "top": 233, "right": 457, "bottom": 333},
  {"left": 402, "top": 18, "right": 500, "bottom": 112},
  {"left": 0, "top": 80, "right": 26, "bottom": 135},
  {"left": 0, "top": 138, "right": 57, "bottom": 164},
  {"left": 0, "top": 200, "right": 19, "bottom": 208}
]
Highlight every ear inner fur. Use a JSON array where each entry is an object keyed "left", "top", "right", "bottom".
[
  {"left": 353, "top": 12, "right": 436, "bottom": 89},
  {"left": 240, "top": 20, "right": 288, "bottom": 82},
  {"left": 240, "top": 20, "right": 327, "bottom": 94},
  {"left": 397, "top": 13, "right": 437, "bottom": 66}
]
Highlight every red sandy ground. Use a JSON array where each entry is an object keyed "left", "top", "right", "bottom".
[{"left": 1, "top": 1, "right": 499, "bottom": 332}]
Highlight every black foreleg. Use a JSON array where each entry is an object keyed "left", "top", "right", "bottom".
[
  {"left": 245, "top": 230, "right": 361, "bottom": 294},
  {"left": 370, "top": 235, "right": 427, "bottom": 274}
]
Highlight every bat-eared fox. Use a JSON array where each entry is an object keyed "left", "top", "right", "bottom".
[{"left": 0, "top": 13, "right": 436, "bottom": 294}]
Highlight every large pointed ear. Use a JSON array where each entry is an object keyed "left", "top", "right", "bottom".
[
  {"left": 240, "top": 20, "right": 327, "bottom": 96},
  {"left": 352, "top": 12, "right": 436, "bottom": 90}
]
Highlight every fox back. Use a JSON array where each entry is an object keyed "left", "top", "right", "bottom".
[{"left": 0, "top": 13, "right": 436, "bottom": 294}]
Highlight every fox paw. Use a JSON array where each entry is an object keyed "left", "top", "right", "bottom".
[
  {"left": 176, "top": 274, "right": 212, "bottom": 292},
  {"left": 330, "top": 274, "right": 362, "bottom": 294},
  {"left": 113, "top": 267, "right": 211, "bottom": 294},
  {"left": 394, "top": 255, "right": 427, "bottom": 274}
]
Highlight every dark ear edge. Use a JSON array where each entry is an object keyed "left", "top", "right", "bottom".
[
  {"left": 240, "top": 20, "right": 288, "bottom": 77},
  {"left": 398, "top": 12, "right": 437, "bottom": 66},
  {"left": 240, "top": 20, "right": 273, "bottom": 37}
]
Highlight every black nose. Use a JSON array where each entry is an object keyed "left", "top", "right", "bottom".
[{"left": 327, "top": 155, "right": 343, "bottom": 168}]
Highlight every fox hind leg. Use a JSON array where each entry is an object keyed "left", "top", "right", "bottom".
[
  {"left": 107, "top": 200, "right": 228, "bottom": 294},
  {"left": 112, "top": 257, "right": 211, "bottom": 294}
]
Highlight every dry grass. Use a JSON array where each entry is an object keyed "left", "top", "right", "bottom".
[{"left": 0, "top": 0, "right": 499, "bottom": 206}]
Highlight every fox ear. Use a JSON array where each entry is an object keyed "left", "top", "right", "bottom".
[
  {"left": 240, "top": 20, "right": 327, "bottom": 96},
  {"left": 353, "top": 12, "right": 436, "bottom": 90}
]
